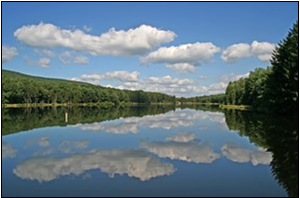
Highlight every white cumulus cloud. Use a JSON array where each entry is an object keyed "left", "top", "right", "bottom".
[
  {"left": 141, "top": 42, "right": 220, "bottom": 73},
  {"left": 74, "top": 56, "right": 89, "bottom": 65},
  {"left": 221, "top": 43, "right": 251, "bottom": 63},
  {"left": 117, "top": 75, "right": 198, "bottom": 96},
  {"left": 26, "top": 57, "right": 51, "bottom": 68},
  {"left": 166, "top": 63, "right": 196, "bottom": 74},
  {"left": 14, "top": 23, "right": 176, "bottom": 56},
  {"left": 2, "top": 45, "right": 18, "bottom": 62},
  {"left": 142, "top": 42, "right": 220, "bottom": 65},
  {"left": 251, "top": 41, "right": 275, "bottom": 61},
  {"left": 222, "top": 41, "right": 275, "bottom": 63},
  {"left": 72, "top": 70, "right": 140, "bottom": 85},
  {"left": 34, "top": 49, "right": 55, "bottom": 57},
  {"left": 59, "top": 51, "right": 89, "bottom": 65}
]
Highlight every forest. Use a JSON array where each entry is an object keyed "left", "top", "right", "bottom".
[
  {"left": 224, "top": 21, "right": 298, "bottom": 114},
  {"left": 2, "top": 70, "right": 176, "bottom": 106}
]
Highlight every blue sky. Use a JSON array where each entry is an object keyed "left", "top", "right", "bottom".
[{"left": 2, "top": 2, "right": 298, "bottom": 97}]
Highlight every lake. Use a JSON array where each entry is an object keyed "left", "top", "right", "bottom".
[{"left": 2, "top": 105, "right": 298, "bottom": 197}]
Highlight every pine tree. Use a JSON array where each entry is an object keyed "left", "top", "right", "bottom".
[{"left": 267, "top": 21, "right": 299, "bottom": 114}]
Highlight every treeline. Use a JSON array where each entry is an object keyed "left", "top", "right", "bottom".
[
  {"left": 225, "top": 21, "right": 298, "bottom": 114},
  {"left": 178, "top": 93, "right": 225, "bottom": 104},
  {"left": 2, "top": 70, "right": 176, "bottom": 105}
]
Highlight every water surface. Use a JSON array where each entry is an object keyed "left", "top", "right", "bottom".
[{"left": 2, "top": 106, "right": 298, "bottom": 197}]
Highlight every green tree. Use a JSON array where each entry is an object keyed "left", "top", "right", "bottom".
[{"left": 266, "top": 21, "right": 298, "bottom": 114}]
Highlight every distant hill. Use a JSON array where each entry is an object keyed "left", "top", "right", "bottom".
[
  {"left": 2, "top": 69, "right": 93, "bottom": 86},
  {"left": 2, "top": 69, "right": 176, "bottom": 105}
]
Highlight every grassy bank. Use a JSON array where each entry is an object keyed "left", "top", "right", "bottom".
[
  {"left": 2, "top": 102, "right": 254, "bottom": 112},
  {"left": 219, "top": 104, "right": 252, "bottom": 111}
]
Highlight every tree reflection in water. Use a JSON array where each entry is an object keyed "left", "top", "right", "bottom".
[{"left": 224, "top": 110, "right": 298, "bottom": 197}]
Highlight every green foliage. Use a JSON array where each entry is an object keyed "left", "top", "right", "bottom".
[
  {"left": 223, "top": 21, "right": 298, "bottom": 114},
  {"left": 178, "top": 93, "right": 226, "bottom": 104},
  {"left": 266, "top": 21, "right": 299, "bottom": 114},
  {"left": 225, "top": 68, "right": 271, "bottom": 108},
  {"left": 2, "top": 70, "right": 176, "bottom": 105}
]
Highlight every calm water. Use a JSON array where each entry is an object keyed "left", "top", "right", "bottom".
[{"left": 2, "top": 105, "right": 298, "bottom": 197}]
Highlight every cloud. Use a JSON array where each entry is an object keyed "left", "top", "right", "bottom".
[
  {"left": 74, "top": 56, "right": 89, "bottom": 64},
  {"left": 141, "top": 42, "right": 220, "bottom": 65},
  {"left": 2, "top": 45, "right": 18, "bottom": 62},
  {"left": 251, "top": 41, "right": 275, "bottom": 61},
  {"left": 207, "top": 82, "right": 228, "bottom": 93},
  {"left": 206, "top": 72, "right": 250, "bottom": 94},
  {"left": 117, "top": 75, "right": 197, "bottom": 96},
  {"left": 72, "top": 70, "right": 140, "bottom": 85},
  {"left": 26, "top": 57, "right": 51, "bottom": 68},
  {"left": 166, "top": 132, "right": 198, "bottom": 143},
  {"left": 141, "top": 140, "right": 220, "bottom": 164},
  {"left": 72, "top": 71, "right": 248, "bottom": 97},
  {"left": 14, "top": 23, "right": 176, "bottom": 56},
  {"left": 116, "top": 76, "right": 207, "bottom": 97},
  {"left": 13, "top": 149, "right": 175, "bottom": 182},
  {"left": 118, "top": 73, "right": 249, "bottom": 96},
  {"left": 34, "top": 49, "right": 55, "bottom": 57},
  {"left": 102, "top": 71, "right": 140, "bottom": 82},
  {"left": 147, "top": 75, "right": 194, "bottom": 85},
  {"left": 219, "top": 72, "right": 250, "bottom": 83},
  {"left": 165, "top": 63, "right": 196, "bottom": 74},
  {"left": 141, "top": 42, "right": 220, "bottom": 73},
  {"left": 36, "top": 58, "right": 50, "bottom": 68},
  {"left": 221, "top": 143, "right": 272, "bottom": 166},
  {"left": 221, "top": 43, "right": 251, "bottom": 63},
  {"left": 59, "top": 51, "right": 89, "bottom": 65},
  {"left": 2, "top": 142, "right": 17, "bottom": 159},
  {"left": 221, "top": 41, "right": 275, "bottom": 63}
]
